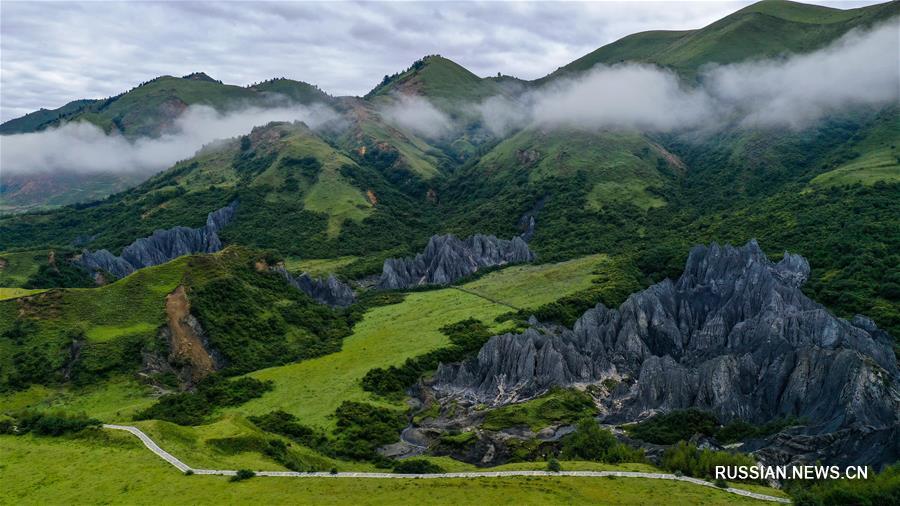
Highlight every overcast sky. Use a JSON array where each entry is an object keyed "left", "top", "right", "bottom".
[{"left": 0, "top": 0, "right": 883, "bottom": 122}]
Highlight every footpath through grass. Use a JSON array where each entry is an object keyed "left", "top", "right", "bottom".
[{"left": 0, "top": 434, "right": 776, "bottom": 505}]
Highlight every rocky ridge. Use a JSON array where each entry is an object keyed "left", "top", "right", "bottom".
[
  {"left": 76, "top": 201, "right": 238, "bottom": 279},
  {"left": 377, "top": 233, "right": 535, "bottom": 290},
  {"left": 273, "top": 265, "right": 356, "bottom": 307},
  {"left": 433, "top": 240, "right": 900, "bottom": 467}
]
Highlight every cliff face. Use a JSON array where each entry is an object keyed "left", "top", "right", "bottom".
[
  {"left": 273, "top": 265, "right": 355, "bottom": 307},
  {"left": 77, "top": 201, "right": 237, "bottom": 279},
  {"left": 377, "top": 234, "right": 535, "bottom": 290},
  {"left": 434, "top": 240, "right": 899, "bottom": 467}
]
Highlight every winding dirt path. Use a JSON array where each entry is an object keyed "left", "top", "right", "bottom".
[{"left": 103, "top": 424, "right": 790, "bottom": 503}]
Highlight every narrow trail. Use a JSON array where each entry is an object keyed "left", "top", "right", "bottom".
[
  {"left": 449, "top": 286, "right": 521, "bottom": 311},
  {"left": 103, "top": 424, "right": 790, "bottom": 503}
]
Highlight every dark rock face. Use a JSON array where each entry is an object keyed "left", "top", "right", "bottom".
[
  {"left": 273, "top": 265, "right": 355, "bottom": 307},
  {"left": 377, "top": 234, "right": 535, "bottom": 290},
  {"left": 434, "top": 240, "right": 899, "bottom": 467},
  {"left": 77, "top": 201, "right": 237, "bottom": 279}
]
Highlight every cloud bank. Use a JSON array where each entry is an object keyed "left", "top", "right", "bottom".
[
  {"left": 0, "top": 104, "right": 339, "bottom": 175},
  {"left": 379, "top": 95, "right": 453, "bottom": 139},
  {"left": 476, "top": 21, "right": 899, "bottom": 134}
]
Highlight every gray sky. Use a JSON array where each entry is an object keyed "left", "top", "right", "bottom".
[{"left": 0, "top": 0, "right": 882, "bottom": 122}]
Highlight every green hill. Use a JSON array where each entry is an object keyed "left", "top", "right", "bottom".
[
  {"left": 0, "top": 99, "right": 98, "bottom": 135},
  {"left": 1, "top": 74, "right": 332, "bottom": 139},
  {"left": 366, "top": 55, "right": 507, "bottom": 114},
  {"left": 542, "top": 0, "right": 899, "bottom": 81}
]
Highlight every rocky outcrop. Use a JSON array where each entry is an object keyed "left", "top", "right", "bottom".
[
  {"left": 77, "top": 201, "right": 237, "bottom": 279},
  {"left": 377, "top": 234, "right": 535, "bottom": 290},
  {"left": 434, "top": 240, "right": 899, "bottom": 467},
  {"left": 273, "top": 265, "right": 355, "bottom": 307}
]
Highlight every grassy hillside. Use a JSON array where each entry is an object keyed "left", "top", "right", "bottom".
[
  {"left": 0, "top": 247, "right": 358, "bottom": 391},
  {"left": 543, "top": 0, "right": 900, "bottom": 81},
  {"left": 0, "top": 122, "right": 392, "bottom": 257},
  {"left": 0, "top": 74, "right": 333, "bottom": 139},
  {"left": 0, "top": 99, "right": 98, "bottom": 135},
  {"left": 367, "top": 55, "right": 507, "bottom": 114}
]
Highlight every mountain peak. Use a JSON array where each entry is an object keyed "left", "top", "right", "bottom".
[{"left": 181, "top": 71, "right": 220, "bottom": 83}]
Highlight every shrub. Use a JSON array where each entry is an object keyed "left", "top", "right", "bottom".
[
  {"left": 561, "top": 417, "right": 644, "bottom": 464},
  {"left": 626, "top": 409, "right": 718, "bottom": 445},
  {"left": 393, "top": 460, "right": 445, "bottom": 474},
  {"left": 661, "top": 442, "right": 760, "bottom": 483},
  {"left": 5, "top": 411, "right": 101, "bottom": 436},
  {"left": 230, "top": 469, "right": 256, "bottom": 482},
  {"left": 715, "top": 479, "right": 729, "bottom": 489},
  {"left": 547, "top": 458, "right": 562, "bottom": 473},
  {"left": 135, "top": 376, "right": 273, "bottom": 425}
]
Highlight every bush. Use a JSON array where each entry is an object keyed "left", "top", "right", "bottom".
[
  {"left": 135, "top": 376, "right": 273, "bottom": 425},
  {"left": 330, "top": 401, "right": 406, "bottom": 461},
  {"left": 661, "top": 442, "right": 760, "bottom": 483},
  {"left": 715, "top": 479, "right": 729, "bottom": 488},
  {"left": 627, "top": 409, "right": 799, "bottom": 445},
  {"left": 788, "top": 464, "right": 900, "bottom": 506},
  {"left": 626, "top": 409, "right": 718, "bottom": 445},
  {"left": 561, "top": 417, "right": 644, "bottom": 463},
  {"left": 393, "top": 459, "right": 445, "bottom": 474},
  {"left": 230, "top": 469, "right": 256, "bottom": 482},
  {"left": 4, "top": 411, "right": 101, "bottom": 436},
  {"left": 547, "top": 458, "right": 562, "bottom": 473}
]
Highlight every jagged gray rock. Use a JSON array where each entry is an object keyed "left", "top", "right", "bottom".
[
  {"left": 273, "top": 265, "right": 355, "bottom": 307},
  {"left": 76, "top": 201, "right": 237, "bottom": 279},
  {"left": 434, "top": 240, "right": 899, "bottom": 467},
  {"left": 377, "top": 234, "right": 535, "bottom": 290}
]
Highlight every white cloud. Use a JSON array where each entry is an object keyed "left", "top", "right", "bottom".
[
  {"left": 475, "top": 20, "right": 899, "bottom": 133},
  {"left": 379, "top": 95, "right": 454, "bottom": 139},
  {"left": 0, "top": 104, "right": 340, "bottom": 175},
  {"left": 6, "top": 1, "right": 879, "bottom": 122}
]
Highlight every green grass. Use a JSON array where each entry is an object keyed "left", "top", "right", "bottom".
[
  {"left": 0, "top": 250, "right": 47, "bottom": 287},
  {"left": 85, "top": 322, "right": 159, "bottom": 342},
  {"left": 231, "top": 255, "right": 609, "bottom": 429},
  {"left": 810, "top": 147, "right": 900, "bottom": 187},
  {"left": 282, "top": 256, "right": 359, "bottom": 276},
  {"left": 481, "top": 388, "right": 595, "bottom": 432},
  {"left": 0, "top": 287, "right": 47, "bottom": 300},
  {"left": 544, "top": 0, "right": 898, "bottom": 81},
  {"left": 459, "top": 254, "right": 606, "bottom": 308},
  {"left": 132, "top": 415, "right": 368, "bottom": 472},
  {"left": 0, "top": 434, "right": 779, "bottom": 505},
  {"left": 474, "top": 128, "right": 672, "bottom": 213},
  {"left": 587, "top": 181, "right": 666, "bottom": 211},
  {"left": 0, "top": 376, "right": 156, "bottom": 421}
]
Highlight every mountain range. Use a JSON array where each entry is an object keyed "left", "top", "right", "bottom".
[{"left": 1, "top": 1, "right": 898, "bottom": 501}]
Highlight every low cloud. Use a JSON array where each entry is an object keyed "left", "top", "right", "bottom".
[
  {"left": 0, "top": 103, "right": 340, "bottom": 175},
  {"left": 477, "top": 20, "right": 899, "bottom": 134},
  {"left": 378, "top": 95, "right": 454, "bottom": 139}
]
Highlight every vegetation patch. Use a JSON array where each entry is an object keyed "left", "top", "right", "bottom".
[
  {"left": 661, "top": 442, "right": 760, "bottom": 483},
  {"left": 626, "top": 409, "right": 799, "bottom": 445},
  {"left": 482, "top": 388, "right": 596, "bottom": 432},
  {"left": 560, "top": 418, "right": 645, "bottom": 464},
  {"left": 361, "top": 318, "right": 492, "bottom": 396},
  {"left": 135, "top": 376, "right": 273, "bottom": 425},
  {"left": 1, "top": 410, "right": 100, "bottom": 436}
]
